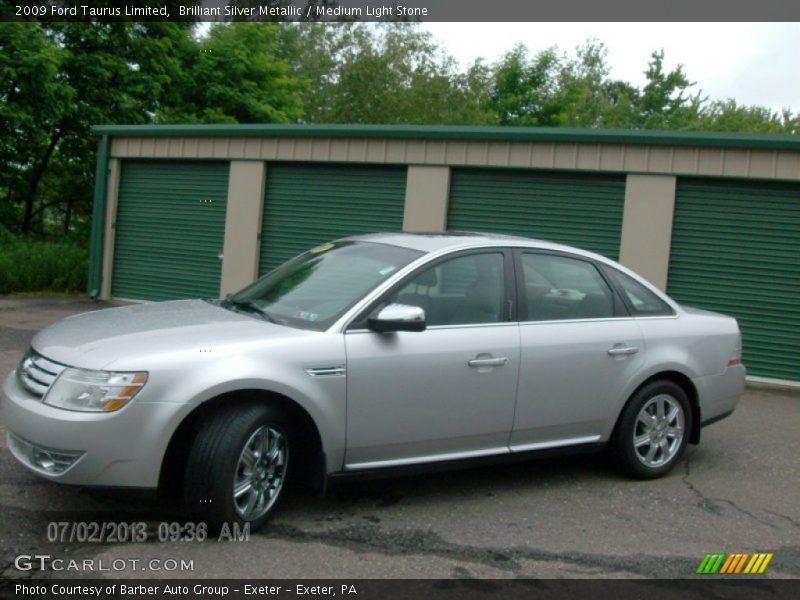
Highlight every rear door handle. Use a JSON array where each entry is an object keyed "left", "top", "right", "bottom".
[
  {"left": 607, "top": 345, "right": 639, "bottom": 356},
  {"left": 468, "top": 357, "right": 509, "bottom": 367}
]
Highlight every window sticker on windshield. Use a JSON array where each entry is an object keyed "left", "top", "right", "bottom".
[
  {"left": 294, "top": 310, "right": 320, "bottom": 322},
  {"left": 379, "top": 266, "right": 396, "bottom": 276},
  {"left": 309, "top": 243, "right": 335, "bottom": 254}
]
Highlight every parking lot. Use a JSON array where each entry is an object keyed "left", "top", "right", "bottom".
[{"left": 0, "top": 296, "right": 798, "bottom": 580}]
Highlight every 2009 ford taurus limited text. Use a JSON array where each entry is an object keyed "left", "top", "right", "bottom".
[{"left": 3, "top": 233, "right": 745, "bottom": 530}]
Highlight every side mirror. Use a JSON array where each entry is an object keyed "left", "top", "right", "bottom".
[{"left": 368, "top": 303, "right": 426, "bottom": 333}]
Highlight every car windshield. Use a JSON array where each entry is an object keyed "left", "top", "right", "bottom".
[{"left": 226, "top": 241, "right": 423, "bottom": 331}]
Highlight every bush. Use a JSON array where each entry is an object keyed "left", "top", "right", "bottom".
[{"left": 0, "top": 232, "right": 88, "bottom": 294}]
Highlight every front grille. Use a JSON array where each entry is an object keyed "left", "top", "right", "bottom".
[{"left": 17, "top": 350, "right": 67, "bottom": 398}]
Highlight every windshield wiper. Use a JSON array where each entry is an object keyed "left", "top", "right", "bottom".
[{"left": 222, "top": 297, "right": 278, "bottom": 323}]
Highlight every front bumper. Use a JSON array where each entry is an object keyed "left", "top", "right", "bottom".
[{"left": 3, "top": 371, "right": 190, "bottom": 488}]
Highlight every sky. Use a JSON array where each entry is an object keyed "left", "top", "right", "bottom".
[{"left": 421, "top": 23, "right": 800, "bottom": 114}]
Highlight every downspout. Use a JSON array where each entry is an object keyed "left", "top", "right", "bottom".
[{"left": 86, "top": 134, "right": 109, "bottom": 299}]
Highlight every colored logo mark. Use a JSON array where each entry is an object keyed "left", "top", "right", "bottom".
[{"left": 696, "top": 552, "right": 773, "bottom": 574}]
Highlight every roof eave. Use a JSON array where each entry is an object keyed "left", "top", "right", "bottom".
[{"left": 90, "top": 124, "right": 800, "bottom": 152}]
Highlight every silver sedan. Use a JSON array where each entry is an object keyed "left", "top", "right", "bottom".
[{"left": 3, "top": 233, "right": 745, "bottom": 530}]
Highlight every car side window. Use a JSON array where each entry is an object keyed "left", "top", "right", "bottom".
[
  {"left": 605, "top": 268, "right": 674, "bottom": 316},
  {"left": 393, "top": 253, "right": 505, "bottom": 326},
  {"left": 521, "top": 253, "right": 615, "bottom": 321}
]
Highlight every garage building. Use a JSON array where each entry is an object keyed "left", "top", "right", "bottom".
[{"left": 87, "top": 125, "right": 800, "bottom": 384}]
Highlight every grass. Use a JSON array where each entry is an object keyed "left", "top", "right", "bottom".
[{"left": 0, "top": 228, "right": 88, "bottom": 294}]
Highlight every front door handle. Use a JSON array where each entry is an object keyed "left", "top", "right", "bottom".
[
  {"left": 607, "top": 345, "right": 639, "bottom": 356},
  {"left": 468, "top": 356, "right": 509, "bottom": 367}
]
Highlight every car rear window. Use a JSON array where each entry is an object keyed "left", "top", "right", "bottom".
[{"left": 605, "top": 268, "right": 675, "bottom": 316}]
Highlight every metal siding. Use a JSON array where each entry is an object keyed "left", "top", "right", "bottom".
[
  {"left": 668, "top": 178, "right": 800, "bottom": 381},
  {"left": 108, "top": 136, "right": 800, "bottom": 182},
  {"left": 447, "top": 168, "right": 625, "bottom": 259},
  {"left": 258, "top": 163, "right": 406, "bottom": 274},
  {"left": 112, "top": 161, "right": 229, "bottom": 301}
]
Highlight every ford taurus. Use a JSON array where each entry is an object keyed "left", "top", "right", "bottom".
[{"left": 3, "top": 233, "right": 745, "bottom": 530}]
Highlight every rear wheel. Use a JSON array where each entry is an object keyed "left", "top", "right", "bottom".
[
  {"left": 614, "top": 380, "right": 691, "bottom": 479},
  {"left": 185, "top": 403, "right": 292, "bottom": 531}
]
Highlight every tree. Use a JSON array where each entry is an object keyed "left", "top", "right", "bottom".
[
  {"left": 49, "top": 22, "right": 192, "bottom": 234},
  {"left": 0, "top": 20, "right": 192, "bottom": 235},
  {"left": 697, "top": 99, "right": 798, "bottom": 134},
  {"left": 488, "top": 44, "right": 562, "bottom": 126},
  {"left": 0, "top": 23, "right": 72, "bottom": 233},
  {"left": 1, "top": 20, "right": 306, "bottom": 236},
  {"left": 551, "top": 41, "right": 639, "bottom": 128},
  {"left": 158, "top": 23, "right": 306, "bottom": 124},
  {"left": 597, "top": 80, "right": 641, "bottom": 128},
  {"left": 636, "top": 50, "right": 701, "bottom": 129},
  {"left": 280, "top": 23, "right": 495, "bottom": 125}
]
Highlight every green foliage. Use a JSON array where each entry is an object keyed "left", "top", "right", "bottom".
[
  {"left": 489, "top": 44, "right": 562, "bottom": 126},
  {"left": 696, "top": 99, "right": 799, "bottom": 134},
  {"left": 0, "top": 22, "right": 73, "bottom": 233},
  {"left": 488, "top": 42, "right": 707, "bottom": 130},
  {"left": 550, "top": 41, "right": 640, "bottom": 128},
  {"left": 1, "top": 20, "right": 192, "bottom": 237},
  {"left": 158, "top": 23, "right": 305, "bottom": 124},
  {"left": 0, "top": 232, "right": 88, "bottom": 294},
  {"left": 282, "top": 23, "right": 495, "bottom": 125},
  {"left": 637, "top": 50, "right": 701, "bottom": 129},
  {"left": 485, "top": 40, "right": 797, "bottom": 134}
]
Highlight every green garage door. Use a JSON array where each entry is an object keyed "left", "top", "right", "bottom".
[
  {"left": 259, "top": 163, "right": 406, "bottom": 274},
  {"left": 112, "top": 160, "right": 229, "bottom": 301},
  {"left": 447, "top": 169, "right": 625, "bottom": 259},
  {"left": 667, "top": 178, "right": 800, "bottom": 381}
]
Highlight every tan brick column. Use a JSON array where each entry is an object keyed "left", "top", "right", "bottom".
[
  {"left": 219, "top": 161, "right": 266, "bottom": 297},
  {"left": 402, "top": 166, "right": 450, "bottom": 232},
  {"left": 618, "top": 174, "right": 677, "bottom": 291}
]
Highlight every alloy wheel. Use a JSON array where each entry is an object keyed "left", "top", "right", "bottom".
[
  {"left": 232, "top": 425, "right": 288, "bottom": 520},
  {"left": 632, "top": 394, "right": 685, "bottom": 468}
]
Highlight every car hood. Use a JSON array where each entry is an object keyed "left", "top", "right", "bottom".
[{"left": 31, "top": 299, "right": 307, "bottom": 370}]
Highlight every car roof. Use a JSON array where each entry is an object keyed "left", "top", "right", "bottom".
[{"left": 343, "top": 231, "right": 587, "bottom": 255}]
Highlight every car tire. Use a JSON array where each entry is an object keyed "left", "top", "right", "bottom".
[
  {"left": 185, "top": 403, "right": 292, "bottom": 532},
  {"left": 614, "top": 380, "right": 692, "bottom": 479}
]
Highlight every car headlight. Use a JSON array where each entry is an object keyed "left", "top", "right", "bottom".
[{"left": 43, "top": 368, "right": 148, "bottom": 412}]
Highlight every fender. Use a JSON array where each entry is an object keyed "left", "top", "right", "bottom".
[{"left": 136, "top": 336, "right": 347, "bottom": 476}]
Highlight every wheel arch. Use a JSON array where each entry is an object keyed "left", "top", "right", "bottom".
[
  {"left": 158, "top": 389, "right": 326, "bottom": 499},
  {"left": 613, "top": 370, "right": 701, "bottom": 446}
]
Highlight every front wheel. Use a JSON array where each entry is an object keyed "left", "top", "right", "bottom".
[
  {"left": 613, "top": 380, "right": 691, "bottom": 479},
  {"left": 185, "top": 403, "right": 292, "bottom": 531}
]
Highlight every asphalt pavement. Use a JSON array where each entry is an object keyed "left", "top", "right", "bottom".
[{"left": 0, "top": 296, "right": 798, "bottom": 580}]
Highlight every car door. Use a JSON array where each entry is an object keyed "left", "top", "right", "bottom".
[
  {"left": 510, "top": 250, "right": 644, "bottom": 451},
  {"left": 344, "top": 249, "right": 521, "bottom": 468}
]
